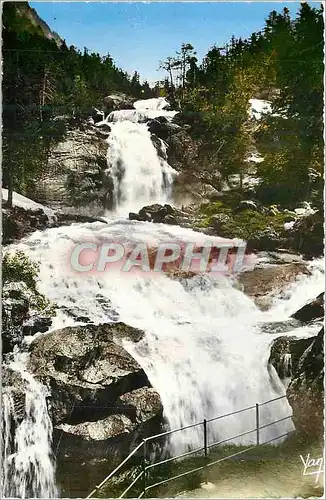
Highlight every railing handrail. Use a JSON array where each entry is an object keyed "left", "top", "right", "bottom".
[
  {"left": 87, "top": 394, "right": 290, "bottom": 498},
  {"left": 86, "top": 440, "right": 144, "bottom": 498}
]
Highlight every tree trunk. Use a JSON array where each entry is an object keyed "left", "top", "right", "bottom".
[
  {"left": 6, "top": 173, "right": 13, "bottom": 209},
  {"left": 239, "top": 170, "right": 243, "bottom": 191}
]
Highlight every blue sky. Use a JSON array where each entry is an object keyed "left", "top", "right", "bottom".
[{"left": 30, "top": 2, "right": 312, "bottom": 83}]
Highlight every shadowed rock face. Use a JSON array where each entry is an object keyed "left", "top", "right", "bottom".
[
  {"left": 291, "top": 292, "right": 324, "bottom": 323},
  {"left": 269, "top": 327, "right": 324, "bottom": 441},
  {"left": 238, "top": 263, "right": 310, "bottom": 310},
  {"left": 27, "top": 322, "right": 163, "bottom": 496},
  {"left": 5, "top": 322, "right": 163, "bottom": 497},
  {"left": 2, "top": 205, "right": 56, "bottom": 245},
  {"left": 287, "top": 327, "right": 324, "bottom": 441},
  {"left": 28, "top": 323, "right": 159, "bottom": 426}
]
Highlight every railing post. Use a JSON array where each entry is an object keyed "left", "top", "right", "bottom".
[
  {"left": 142, "top": 439, "right": 147, "bottom": 498},
  {"left": 255, "top": 403, "right": 260, "bottom": 446},
  {"left": 203, "top": 419, "right": 208, "bottom": 458}
]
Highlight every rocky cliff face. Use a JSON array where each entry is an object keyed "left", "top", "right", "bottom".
[
  {"left": 28, "top": 322, "right": 163, "bottom": 432},
  {"left": 34, "top": 122, "right": 111, "bottom": 214},
  {"left": 5, "top": 2, "right": 62, "bottom": 46},
  {"left": 269, "top": 294, "right": 324, "bottom": 441},
  {"left": 27, "top": 323, "right": 163, "bottom": 465},
  {"left": 3, "top": 321, "right": 163, "bottom": 497},
  {"left": 287, "top": 327, "right": 324, "bottom": 441}
]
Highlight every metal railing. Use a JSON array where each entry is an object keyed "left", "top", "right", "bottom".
[{"left": 87, "top": 394, "right": 294, "bottom": 499}]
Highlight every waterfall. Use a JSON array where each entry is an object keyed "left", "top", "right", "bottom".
[
  {"left": 10, "top": 221, "right": 324, "bottom": 456},
  {"left": 103, "top": 97, "right": 177, "bottom": 215},
  {"left": 1, "top": 353, "right": 58, "bottom": 499},
  {"left": 106, "top": 121, "right": 176, "bottom": 215},
  {"left": 3, "top": 97, "right": 323, "bottom": 496}
]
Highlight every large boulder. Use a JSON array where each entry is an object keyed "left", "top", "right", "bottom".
[
  {"left": 2, "top": 205, "right": 57, "bottom": 245},
  {"left": 28, "top": 323, "right": 154, "bottom": 425},
  {"left": 28, "top": 322, "right": 163, "bottom": 448},
  {"left": 269, "top": 328, "right": 324, "bottom": 440},
  {"left": 238, "top": 263, "right": 311, "bottom": 310},
  {"left": 288, "top": 329, "right": 324, "bottom": 440},
  {"left": 104, "top": 93, "right": 136, "bottom": 111},
  {"left": 291, "top": 292, "right": 324, "bottom": 323},
  {"left": 28, "top": 322, "right": 164, "bottom": 493},
  {"left": 150, "top": 133, "right": 168, "bottom": 161},
  {"left": 147, "top": 119, "right": 182, "bottom": 141},
  {"left": 130, "top": 204, "right": 177, "bottom": 225},
  {"left": 167, "top": 129, "right": 199, "bottom": 172},
  {"left": 269, "top": 336, "right": 313, "bottom": 383},
  {"left": 288, "top": 209, "right": 324, "bottom": 258},
  {"left": 5, "top": 322, "right": 164, "bottom": 497}
]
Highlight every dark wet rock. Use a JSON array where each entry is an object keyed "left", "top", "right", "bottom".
[
  {"left": 2, "top": 366, "right": 27, "bottom": 422},
  {"left": 147, "top": 119, "right": 165, "bottom": 137},
  {"left": 2, "top": 282, "right": 33, "bottom": 354},
  {"left": 288, "top": 328, "right": 324, "bottom": 440},
  {"left": 2, "top": 205, "right": 57, "bottom": 245},
  {"left": 147, "top": 119, "right": 182, "bottom": 141},
  {"left": 95, "top": 122, "right": 111, "bottom": 133},
  {"left": 104, "top": 93, "right": 136, "bottom": 111},
  {"left": 291, "top": 292, "right": 324, "bottom": 323},
  {"left": 56, "top": 212, "right": 108, "bottom": 226},
  {"left": 138, "top": 208, "right": 152, "bottom": 222},
  {"left": 75, "top": 316, "right": 92, "bottom": 323},
  {"left": 92, "top": 108, "right": 105, "bottom": 124},
  {"left": 269, "top": 336, "right": 313, "bottom": 382},
  {"left": 130, "top": 204, "right": 178, "bottom": 225},
  {"left": 269, "top": 328, "right": 324, "bottom": 440},
  {"left": 164, "top": 214, "right": 177, "bottom": 225},
  {"left": 129, "top": 212, "right": 142, "bottom": 222},
  {"left": 22, "top": 315, "right": 52, "bottom": 336},
  {"left": 150, "top": 133, "right": 168, "bottom": 161},
  {"left": 288, "top": 209, "right": 324, "bottom": 258}
]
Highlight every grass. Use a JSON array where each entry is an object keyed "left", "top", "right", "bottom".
[{"left": 95, "top": 434, "right": 324, "bottom": 499}]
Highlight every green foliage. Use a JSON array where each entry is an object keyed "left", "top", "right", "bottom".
[
  {"left": 200, "top": 201, "right": 230, "bottom": 217},
  {"left": 2, "top": 251, "right": 39, "bottom": 289},
  {"left": 2, "top": 2, "right": 155, "bottom": 201},
  {"left": 2, "top": 251, "right": 55, "bottom": 314},
  {"left": 198, "top": 201, "right": 293, "bottom": 244},
  {"left": 159, "top": 4, "right": 323, "bottom": 207},
  {"left": 216, "top": 209, "right": 291, "bottom": 241}
]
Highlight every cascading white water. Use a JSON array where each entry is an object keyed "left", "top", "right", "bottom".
[
  {"left": 9, "top": 221, "right": 324, "bottom": 455},
  {"left": 97, "top": 97, "right": 178, "bottom": 215},
  {"left": 107, "top": 97, "right": 178, "bottom": 123},
  {"left": 1, "top": 353, "right": 58, "bottom": 499},
  {"left": 106, "top": 121, "right": 176, "bottom": 215}
]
